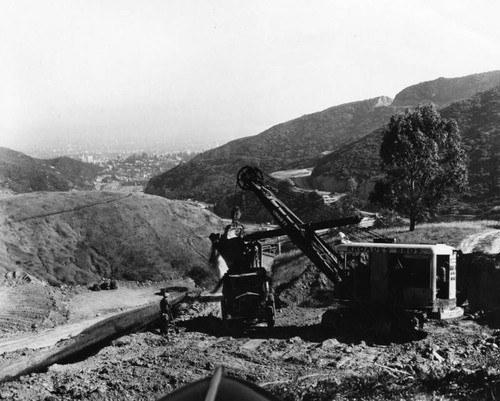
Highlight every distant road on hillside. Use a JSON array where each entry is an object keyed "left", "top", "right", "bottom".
[{"left": 270, "top": 168, "right": 345, "bottom": 204}]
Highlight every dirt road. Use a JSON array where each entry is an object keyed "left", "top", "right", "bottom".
[{"left": 0, "top": 280, "right": 192, "bottom": 354}]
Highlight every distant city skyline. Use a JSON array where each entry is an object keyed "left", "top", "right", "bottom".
[
  {"left": 25, "top": 137, "right": 219, "bottom": 159},
  {"left": 1, "top": 0, "right": 499, "bottom": 155}
]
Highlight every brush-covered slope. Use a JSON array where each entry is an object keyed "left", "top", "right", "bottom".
[
  {"left": 0, "top": 147, "right": 102, "bottom": 194},
  {"left": 0, "top": 192, "right": 224, "bottom": 286},
  {"left": 393, "top": 70, "right": 500, "bottom": 108},
  {"left": 146, "top": 71, "right": 500, "bottom": 212},
  {"left": 443, "top": 85, "right": 500, "bottom": 201},
  {"left": 145, "top": 97, "right": 395, "bottom": 203},
  {"left": 311, "top": 85, "right": 500, "bottom": 207}
]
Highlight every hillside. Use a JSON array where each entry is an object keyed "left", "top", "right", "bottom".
[
  {"left": 0, "top": 191, "right": 224, "bottom": 285},
  {"left": 442, "top": 85, "right": 500, "bottom": 203},
  {"left": 393, "top": 70, "right": 500, "bottom": 108},
  {"left": 146, "top": 71, "right": 500, "bottom": 218},
  {"left": 0, "top": 148, "right": 102, "bottom": 194},
  {"left": 310, "top": 127, "right": 385, "bottom": 195},
  {"left": 311, "top": 85, "right": 500, "bottom": 210},
  {"left": 145, "top": 97, "right": 396, "bottom": 204}
]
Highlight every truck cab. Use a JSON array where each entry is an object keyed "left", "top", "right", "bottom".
[{"left": 334, "top": 242, "right": 463, "bottom": 319}]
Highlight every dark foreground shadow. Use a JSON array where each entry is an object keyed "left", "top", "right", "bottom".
[{"left": 178, "top": 315, "right": 427, "bottom": 345}]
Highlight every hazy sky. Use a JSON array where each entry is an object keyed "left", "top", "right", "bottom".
[{"left": 1, "top": 0, "right": 499, "bottom": 153}]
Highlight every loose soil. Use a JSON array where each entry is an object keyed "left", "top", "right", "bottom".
[
  {"left": 0, "top": 279, "right": 193, "bottom": 354},
  {"left": 1, "top": 277, "right": 500, "bottom": 400},
  {"left": 0, "top": 225, "right": 499, "bottom": 400}
]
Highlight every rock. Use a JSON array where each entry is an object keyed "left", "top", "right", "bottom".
[
  {"left": 55, "top": 384, "right": 69, "bottom": 394},
  {"left": 285, "top": 353, "right": 311, "bottom": 364},
  {"left": 288, "top": 336, "right": 302, "bottom": 344},
  {"left": 432, "top": 350, "right": 445, "bottom": 363},
  {"left": 113, "top": 337, "right": 134, "bottom": 347},
  {"left": 414, "top": 363, "right": 432, "bottom": 376},
  {"left": 321, "top": 338, "right": 340, "bottom": 349},
  {"left": 336, "top": 356, "right": 350, "bottom": 368},
  {"left": 315, "top": 358, "right": 334, "bottom": 367},
  {"left": 241, "top": 339, "right": 266, "bottom": 351}
]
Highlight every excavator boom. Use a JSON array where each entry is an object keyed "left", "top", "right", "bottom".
[
  {"left": 243, "top": 216, "right": 362, "bottom": 242},
  {"left": 237, "top": 166, "right": 350, "bottom": 284}
]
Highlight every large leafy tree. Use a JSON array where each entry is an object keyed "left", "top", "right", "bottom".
[{"left": 370, "top": 104, "right": 468, "bottom": 231}]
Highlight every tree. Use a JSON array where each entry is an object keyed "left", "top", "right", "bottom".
[{"left": 370, "top": 104, "right": 468, "bottom": 231}]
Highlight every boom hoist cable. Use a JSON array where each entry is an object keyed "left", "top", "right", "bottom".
[{"left": 236, "top": 166, "right": 355, "bottom": 284}]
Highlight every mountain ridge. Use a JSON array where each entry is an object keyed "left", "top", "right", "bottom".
[
  {"left": 311, "top": 84, "right": 500, "bottom": 210},
  {"left": 393, "top": 70, "right": 500, "bottom": 108},
  {"left": 145, "top": 96, "right": 397, "bottom": 203},
  {"left": 146, "top": 70, "right": 500, "bottom": 217},
  {"left": 0, "top": 147, "right": 102, "bottom": 194}
]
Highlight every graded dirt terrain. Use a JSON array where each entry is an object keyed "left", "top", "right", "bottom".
[
  {"left": 0, "top": 269, "right": 500, "bottom": 401},
  {"left": 0, "top": 194, "right": 499, "bottom": 400}
]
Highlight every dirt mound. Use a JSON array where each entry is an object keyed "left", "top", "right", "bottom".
[
  {"left": 276, "top": 265, "right": 336, "bottom": 307},
  {"left": 459, "top": 229, "right": 500, "bottom": 254},
  {"left": 0, "top": 282, "right": 70, "bottom": 337},
  {"left": 0, "top": 191, "right": 224, "bottom": 286}
]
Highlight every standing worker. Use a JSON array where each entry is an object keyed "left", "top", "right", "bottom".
[{"left": 159, "top": 289, "right": 176, "bottom": 337}]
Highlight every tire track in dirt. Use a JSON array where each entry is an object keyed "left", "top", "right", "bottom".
[{"left": 459, "top": 229, "right": 500, "bottom": 254}]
